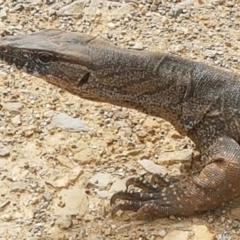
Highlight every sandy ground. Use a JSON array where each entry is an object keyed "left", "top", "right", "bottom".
[{"left": 1, "top": 0, "right": 240, "bottom": 239}]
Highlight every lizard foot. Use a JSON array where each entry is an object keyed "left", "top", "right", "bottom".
[
  {"left": 111, "top": 137, "right": 240, "bottom": 219},
  {"left": 110, "top": 174, "right": 180, "bottom": 218}
]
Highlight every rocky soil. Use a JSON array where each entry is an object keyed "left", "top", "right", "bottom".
[{"left": 0, "top": 0, "right": 240, "bottom": 239}]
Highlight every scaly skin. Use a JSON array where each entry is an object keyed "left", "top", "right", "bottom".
[{"left": 1, "top": 29, "right": 240, "bottom": 218}]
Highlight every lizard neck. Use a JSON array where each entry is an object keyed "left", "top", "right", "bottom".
[{"left": 77, "top": 48, "right": 192, "bottom": 129}]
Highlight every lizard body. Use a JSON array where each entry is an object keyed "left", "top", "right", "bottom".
[{"left": 1, "top": 29, "right": 240, "bottom": 217}]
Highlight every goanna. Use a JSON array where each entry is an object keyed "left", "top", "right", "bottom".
[{"left": 0, "top": 29, "right": 240, "bottom": 218}]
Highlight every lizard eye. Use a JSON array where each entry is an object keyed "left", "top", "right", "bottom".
[{"left": 38, "top": 52, "right": 53, "bottom": 63}]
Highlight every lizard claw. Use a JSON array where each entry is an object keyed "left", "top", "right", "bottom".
[
  {"left": 110, "top": 174, "right": 178, "bottom": 218},
  {"left": 111, "top": 198, "right": 173, "bottom": 219},
  {"left": 111, "top": 200, "right": 144, "bottom": 218},
  {"left": 110, "top": 174, "right": 169, "bottom": 209}
]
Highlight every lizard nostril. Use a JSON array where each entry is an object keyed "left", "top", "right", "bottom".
[{"left": 38, "top": 52, "right": 53, "bottom": 63}]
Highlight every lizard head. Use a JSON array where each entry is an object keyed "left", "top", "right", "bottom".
[
  {"left": 0, "top": 29, "right": 154, "bottom": 106},
  {"left": 0, "top": 29, "right": 99, "bottom": 97}
]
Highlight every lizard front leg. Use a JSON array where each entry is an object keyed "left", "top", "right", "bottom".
[{"left": 111, "top": 136, "right": 240, "bottom": 218}]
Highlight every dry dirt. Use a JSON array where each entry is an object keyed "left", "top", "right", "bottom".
[{"left": 0, "top": 0, "right": 240, "bottom": 239}]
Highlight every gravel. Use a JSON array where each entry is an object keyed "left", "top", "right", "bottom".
[{"left": 0, "top": 0, "right": 240, "bottom": 239}]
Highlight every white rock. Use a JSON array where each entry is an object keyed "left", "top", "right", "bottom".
[
  {"left": 138, "top": 159, "right": 167, "bottom": 175},
  {"left": 11, "top": 181, "right": 27, "bottom": 192},
  {"left": 2, "top": 102, "right": 23, "bottom": 112},
  {"left": 89, "top": 173, "right": 111, "bottom": 188},
  {"left": 0, "top": 147, "right": 10, "bottom": 157},
  {"left": 47, "top": 113, "right": 90, "bottom": 132},
  {"left": 131, "top": 42, "right": 144, "bottom": 50},
  {"left": 109, "top": 178, "right": 128, "bottom": 197},
  {"left": 163, "top": 230, "right": 189, "bottom": 240},
  {"left": 11, "top": 115, "right": 21, "bottom": 126},
  {"left": 107, "top": 22, "right": 116, "bottom": 29},
  {"left": 57, "top": 0, "right": 87, "bottom": 16},
  {"left": 56, "top": 215, "right": 72, "bottom": 229},
  {"left": 158, "top": 228, "right": 167, "bottom": 237},
  {"left": 53, "top": 187, "right": 88, "bottom": 216},
  {"left": 157, "top": 149, "right": 193, "bottom": 165},
  {"left": 192, "top": 225, "right": 214, "bottom": 240},
  {"left": 204, "top": 49, "right": 217, "bottom": 58}
]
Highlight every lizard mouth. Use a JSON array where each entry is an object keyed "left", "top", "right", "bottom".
[
  {"left": 0, "top": 47, "right": 38, "bottom": 75},
  {"left": 0, "top": 47, "right": 27, "bottom": 70}
]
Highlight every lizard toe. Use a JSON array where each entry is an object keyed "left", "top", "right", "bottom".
[
  {"left": 110, "top": 189, "right": 162, "bottom": 206},
  {"left": 111, "top": 200, "right": 144, "bottom": 218},
  {"left": 136, "top": 201, "right": 172, "bottom": 219},
  {"left": 126, "top": 173, "right": 173, "bottom": 192},
  {"left": 111, "top": 198, "right": 175, "bottom": 219},
  {"left": 126, "top": 176, "right": 161, "bottom": 192},
  {"left": 111, "top": 174, "right": 184, "bottom": 217}
]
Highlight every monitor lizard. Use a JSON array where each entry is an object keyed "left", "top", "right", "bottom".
[{"left": 0, "top": 29, "right": 240, "bottom": 218}]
